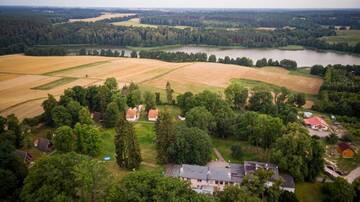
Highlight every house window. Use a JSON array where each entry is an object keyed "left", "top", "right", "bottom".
[
  {"left": 215, "top": 180, "right": 219, "bottom": 184},
  {"left": 220, "top": 181, "right": 223, "bottom": 185},
  {"left": 197, "top": 179, "right": 202, "bottom": 182}
]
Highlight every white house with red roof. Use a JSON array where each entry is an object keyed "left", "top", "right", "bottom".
[
  {"left": 148, "top": 109, "right": 159, "bottom": 121},
  {"left": 304, "top": 116, "right": 329, "bottom": 131}
]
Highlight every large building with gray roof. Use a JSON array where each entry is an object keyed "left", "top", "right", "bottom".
[{"left": 165, "top": 161, "right": 295, "bottom": 194}]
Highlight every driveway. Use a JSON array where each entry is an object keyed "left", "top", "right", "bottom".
[{"left": 344, "top": 166, "right": 360, "bottom": 183}]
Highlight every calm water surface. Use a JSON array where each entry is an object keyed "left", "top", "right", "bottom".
[
  {"left": 70, "top": 45, "right": 360, "bottom": 67},
  {"left": 161, "top": 46, "right": 360, "bottom": 67}
]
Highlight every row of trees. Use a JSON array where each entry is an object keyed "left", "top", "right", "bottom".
[{"left": 24, "top": 47, "right": 66, "bottom": 56}]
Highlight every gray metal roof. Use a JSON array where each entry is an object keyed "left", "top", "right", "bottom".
[
  {"left": 165, "top": 161, "right": 295, "bottom": 189},
  {"left": 279, "top": 173, "right": 296, "bottom": 189},
  {"left": 180, "top": 164, "right": 208, "bottom": 180},
  {"left": 208, "top": 166, "right": 231, "bottom": 181}
]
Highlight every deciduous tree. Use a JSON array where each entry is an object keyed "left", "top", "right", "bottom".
[{"left": 54, "top": 126, "right": 74, "bottom": 153}]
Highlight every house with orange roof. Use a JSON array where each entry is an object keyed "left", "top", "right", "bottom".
[
  {"left": 148, "top": 109, "right": 159, "bottom": 121},
  {"left": 126, "top": 108, "right": 138, "bottom": 122},
  {"left": 337, "top": 142, "right": 355, "bottom": 158},
  {"left": 126, "top": 105, "right": 143, "bottom": 122},
  {"left": 304, "top": 116, "right": 329, "bottom": 131}
]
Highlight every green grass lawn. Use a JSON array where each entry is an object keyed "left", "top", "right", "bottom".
[
  {"left": 278, "top": 45, "right": 305, "bottom": 50},
  {"left": 295, "top": 182, "right": 324, "bottom": 202},
  {"left": 289, "top": 67, "right": 321, "bottom": 78},
  {"left": 211, "top": 137, "right": 268, "bottom": 163},
  {"left": 97, "top": 121, "right": 161, "bottom": 178},
  {"left": 32, "top": 77, "right": 78, "bottom": 90}
]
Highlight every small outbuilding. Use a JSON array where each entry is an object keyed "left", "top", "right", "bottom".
[
  {"left": 15, "top": 150, "right": 33, "bottom": 163},
  {"left": 34, "top": 137, "right": 53, "bottom": 152},
  {"left": 337, "top": 142, "right": 355, "bottom": 158},
  {"left": 148, "top": 109, "right": 159, "bottom": 121}
]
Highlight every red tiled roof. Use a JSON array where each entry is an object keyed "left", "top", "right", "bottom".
[
  {"left": 304, "top": 116, "right": 328, "bottom": 127},
  {"left": 126, "top": 108, "right": 136, "bottom": 118},
  {"left": 148, "top": 109, "right": 159, "bottom": 119}
]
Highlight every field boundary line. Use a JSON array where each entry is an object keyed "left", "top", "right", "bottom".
[
  {"left": 139, "top": 63, "right": 193, "bottom": 84},
  {"left": 43, "top": 60, "right": 111, "bottom": 76},
  {"left": 31, "top": 77, "right": 78, "bottom": 90}
]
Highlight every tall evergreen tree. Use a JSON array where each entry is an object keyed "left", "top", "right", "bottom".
[
  {"left": 155, "top": 110, "right": 175, "bottom": 163},
  {"left": 115, "top": 117, "right": 141, "bottom": 170},
  {"left": 166, "top": 81, "right": 174, "bottom": 104},
  {"left": 103, "top": 102, "right": 120, "bottom": 128}
]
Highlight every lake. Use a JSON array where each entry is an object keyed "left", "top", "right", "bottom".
[
  {"left": 160, "top": 46, "right": 360, "bottom": 67},
  {"left": 69, "top": 45, "right": 360, "bottom": 67}
]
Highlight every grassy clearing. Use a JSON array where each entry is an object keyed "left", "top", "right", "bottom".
[
  {"left": 289, "top": 67, "right": 320, "bottom": 78},
  {"left": 232, "top": 78, "right": 285, "bottom": 93},
  {"left": 211, "top": 137, "right": 268, "bottom": 163},
  {"left": 321, "top": 30, "right": 360, "bottom": 46},
  {"left": 295, "top": 182, "right": 324, "bottom": 202},
  {"left": 43, "top": 60, "right": 110, "bottom": 76},
  {"left": 278, "top": 45, "right": 305, "bottom": 50},
  {"left": 112, "top": 18, "right": 191, "bottom": 30},
  {"left": 32, "top": 77, "right": 78, "bottom": 90},
  {"left": 112, "top": 18, "right": 158, "bottom": 28},
  {"left": 126, "top": 44, "right": 183, "bottom": 51},
  {"left": 97, "top": 122, "right": 160, "bottom": 178}
]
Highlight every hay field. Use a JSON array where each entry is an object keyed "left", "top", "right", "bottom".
[
  {"left": 69, "top": 12, "right": 136, "bottom": 23},
  {"left": 0, "top": 55, "right": 110, "bottom": 74},
  {"left": 0, "top": 55, "right": 322, "bottom": 119},
  {"left": 144, "top": 62, "right": 322, "bottom": 95}
]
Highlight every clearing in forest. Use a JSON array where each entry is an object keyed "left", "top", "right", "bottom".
[{"left": 69, "top": 12, "right": 136, "bottom": 23}]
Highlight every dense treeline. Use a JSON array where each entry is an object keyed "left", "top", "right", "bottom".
[
  {"left": 140, "top": 10, "right": 360, "bottom": 29},
  {"left": 312, "top": 65, "right": 360, "bottom": 119},
  {"left": 1, "top": 7, "right": 360, "bottom": 55},
  {"left": 24, "top": 47, "right": 66, "bottom": 56}
]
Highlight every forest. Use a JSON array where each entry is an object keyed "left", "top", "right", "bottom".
[{"left": 1, "top": 7, "right": 360, "bottom": 55}]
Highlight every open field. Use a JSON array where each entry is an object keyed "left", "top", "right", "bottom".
[
  {"left": 69, "top": 12, "right": 136, "bottom": 22},
  {"left": 112, "top": 18, "right": 158, "bottom": 28},
  {"left": 0, "top": 55, "right": 110, "bottom": 74},
  {"left": 321, "top": 30, "right": 360, "bottom": 46},
  {"left": 112, "top": 18, "right": 190, "bottom": 29},
  {"left": 0, "top": 55, "right": 323, "bottom": 119}
]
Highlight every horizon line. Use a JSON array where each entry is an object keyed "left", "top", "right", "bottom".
[{"left": 1, "top": 5, "right": 360, "bottom": 10}]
